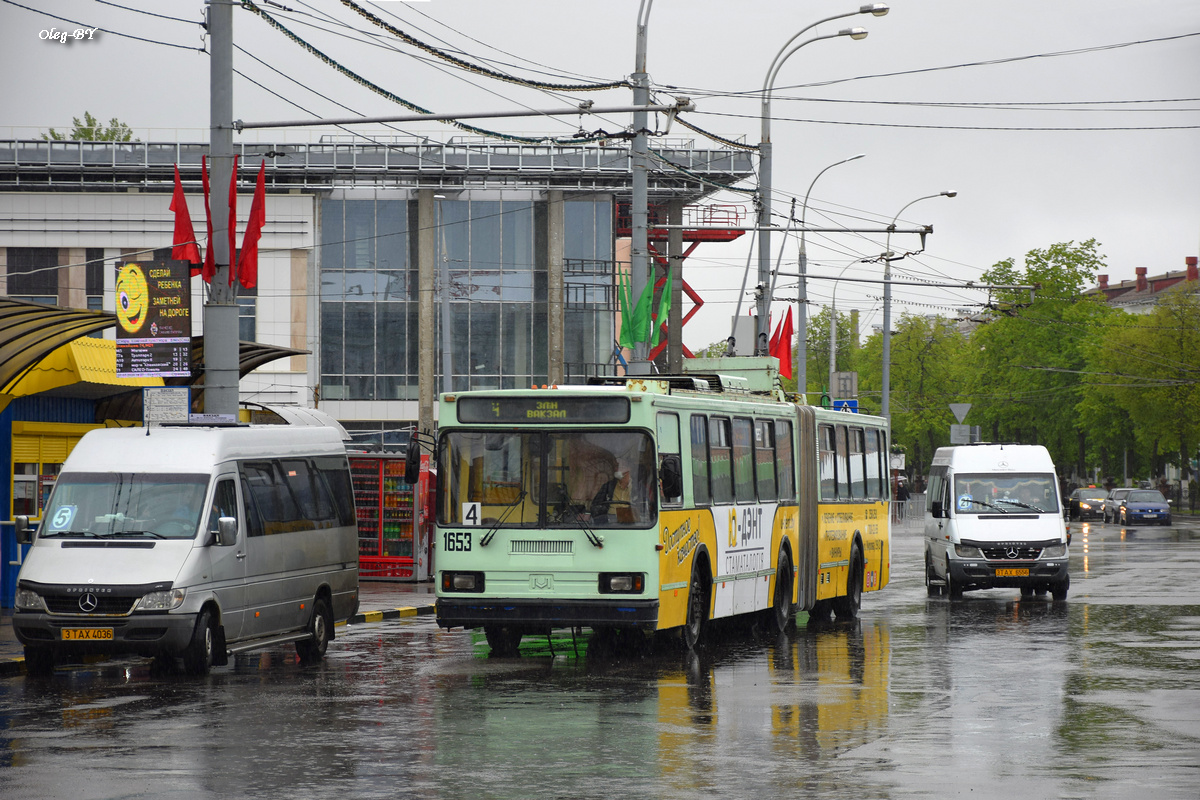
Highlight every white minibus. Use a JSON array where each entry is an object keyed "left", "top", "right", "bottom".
[
  {"left": 924, "top": 443, "right": 1069, "bottom": 600},
  {"left": 12, "top": 424, "right": 359, "bottom": 675}
]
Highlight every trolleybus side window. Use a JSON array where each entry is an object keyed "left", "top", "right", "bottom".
[
  {"left": 709, "top": 417, "right": 733, "bottom": 505},
  {"left": 849, "top": 427, "right": 866, "bottom": 499},
  {"left": 865, "top": 428, "right": 884, "bottom": 500},
  {"left": 835, "top": 425, "right": 851, "bottom": 500},
  {"left": 657, "top": 412, "right": 683, "bottom": 507},
  {"left": 819, "top": 424, "right": 837, "bottom": 501},
  {"left": 775, "top": 419, "right": 796, "bottom": 502},
  {"left": 731, "top": 417, "right": 755, "bottom": 503},
  {"left": 754, "top": 419, "right": 777, "bottom": 501},
  {"left": 689, "top": 414, "right": 711, "bottom": 506}
]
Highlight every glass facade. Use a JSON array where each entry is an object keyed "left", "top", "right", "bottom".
[{"left": 319, "top": 192, "right": 614, "bottom": 402}]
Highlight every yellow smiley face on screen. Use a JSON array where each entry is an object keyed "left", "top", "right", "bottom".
[{"left": 115, "top": 264, "right": 149, "bottom": 334}]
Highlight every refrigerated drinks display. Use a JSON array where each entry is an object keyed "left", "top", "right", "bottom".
[{"left": 349, "top": 455, "right": 417, "bottom": 579}]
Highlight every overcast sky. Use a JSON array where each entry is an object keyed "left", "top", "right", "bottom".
[{"left": 2, "top": 0, "right": 1198, "bottom": 349}]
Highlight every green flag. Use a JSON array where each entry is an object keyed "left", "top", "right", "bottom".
[
  {"left": 630, "top": 276, "right": 654, "bottom": 345},
  {"left": 650, "top": 270, "right": 673, "bottom": 349},
  {"left": 617, "top": 271, "right": 635, "bottom": 349}
]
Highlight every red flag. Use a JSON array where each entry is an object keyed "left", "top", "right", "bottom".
[
  {"left": 768, "top": 313, "right": 780, "bottom": 355},
  {"left": 237, "top": 160, "right": 266, "bottom": 290},
  {"left": 776, "top": 306, "right": 794, "bottom": 379},
  {"left": 201, "top": 156, "right": 215, "bottom": 283},
  {"left": 227, "top": 154, "right": 239, "bottom": 286},
  {"left": 170, "top": 164, "right": 201, "bottom": 268}
]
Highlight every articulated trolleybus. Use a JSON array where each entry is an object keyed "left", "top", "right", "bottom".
[{"left": 432, "top": 369, "right": 891, "bottom": 653}]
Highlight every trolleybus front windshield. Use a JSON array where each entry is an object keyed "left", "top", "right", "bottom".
[{"left": 439, "top": 430, "right": 656, "bottom": 529}]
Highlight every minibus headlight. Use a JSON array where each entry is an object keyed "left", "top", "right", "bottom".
[
  {"left": 441, "top": 571, "right": 485, "bottom": 593},
  {"left": 1041, "top": 544, "right": 1067, "bottom": 558},
  {"left": 14, "top": 587, "right": 46, "bottom": 612},
  {"left": 599, "top": 573, "right": 645, "bottom": 594},
  {"left": 135, "top": 588, "right": 186, "bottom": 611},
  {"left": 954, "top": 544, "right": 984, "bottom": 559}
]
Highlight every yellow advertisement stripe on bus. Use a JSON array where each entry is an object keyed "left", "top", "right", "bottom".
[
  {"left": 814, "top": 500, "right": 889, "bottom": 601},
  {"left": 656, "top": 504, "right": 799, "bottom": 631}
]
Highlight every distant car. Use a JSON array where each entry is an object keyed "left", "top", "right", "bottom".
[
  {"left": 1110, "top": 489, "right": 1172, "bottom": 526},
  {"left": 1101, "top": 488, "right": 1133, "bottom": 523},
  {"left": 1068, "top": 488, "right": 1108, "bottom": 521}
]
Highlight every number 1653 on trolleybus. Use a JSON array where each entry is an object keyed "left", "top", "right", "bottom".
[{"left": 425, "top": 372, "right": 892, "bottom": 655}]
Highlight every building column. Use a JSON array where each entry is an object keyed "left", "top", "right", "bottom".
[
  {"left": 417, "top": 189, "right": 436, "bottom": 435},
  {"left": 62, "top": 248, "right": 87, "bottom": 310},
  {"left": 547, "top": 190, "right": 565, "bottom": 384}
]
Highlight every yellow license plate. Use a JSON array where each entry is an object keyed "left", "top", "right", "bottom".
[
  {"left": 61, "top": 628, "right": 113, "bottom": 641},
  {"left": 995, "top": 568, "right": 1029, "bottom": 577}
]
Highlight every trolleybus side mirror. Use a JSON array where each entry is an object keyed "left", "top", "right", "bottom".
[
  {"left": 15, "top": 515, "right": 32, "bottom": 545},
  {"left": 660, "top": 455, "right": 683, "bottom": 499},
  {"left": 405, "top": 443, "right": 421, "bottom": 485}
]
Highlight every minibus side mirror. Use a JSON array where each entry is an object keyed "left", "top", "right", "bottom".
[
  {"left": 404, "top": 443, "right": 420, "bottom": 485},
  {"left": 15, "top": 515, "right": 32, "bottom": 545},
  {"left": 930, "top": 501, "right": 943, "bottom": 519},
  {"left": 216, "top": 517, "right": 238, "bottom": 546},
  {"left": 660, "top": 455, "right": 683, "bottom": 499}
]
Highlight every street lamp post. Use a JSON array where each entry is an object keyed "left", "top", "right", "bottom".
[
  {"left": 757, "top": 4, "right": 887, "bottom": 356},
  {"left": 880, "top": 190, "right": 956, "bottom": 419},
  {"left": 798, "top": 153, "right": 865, "bottom": 399},
  {"left": 829, "top": 257, "right": 870, "bottom": 392}
]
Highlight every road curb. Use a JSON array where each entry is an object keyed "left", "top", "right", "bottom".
[{"left": 343, "top": 604, "right": 435, "bottom": 626}]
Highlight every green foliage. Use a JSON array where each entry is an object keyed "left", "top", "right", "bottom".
[{"left": 42, "top": 111, "right": 136, "bottom": 142}]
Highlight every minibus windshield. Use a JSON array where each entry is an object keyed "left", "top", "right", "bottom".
[
  {"left": 38, "top": 472, "right": 210, "bottom": 540},
  {"left": 953, "top": 473, "right": 1058, "bottom": 514}
]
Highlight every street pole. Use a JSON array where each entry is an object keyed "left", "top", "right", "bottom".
[
  {"left": 630, "top": 0, "right": 653, "bottom": 368},
  {"left": 757, "top": 5, "right": 886, "bottom": 358},
  {"left": 799, "top": 153, "right": 865, "bottom": 399},
  {"left": 881, "top": 190, "right": 955, "bottom": 420},
  {"left": 206, "top": 0, "right": 239, "bottom": 417}
]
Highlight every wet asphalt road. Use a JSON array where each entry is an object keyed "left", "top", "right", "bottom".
[{"left": 2, "top": 518, "right": 1200, "bottom": 799}]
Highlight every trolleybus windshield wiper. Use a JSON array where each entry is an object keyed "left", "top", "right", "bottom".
[
  {"left": 564, "top": 504, "right": 604, "bottom": 549},
  {"left": 480, "top": 489, "right": 526, "bottom": 547}
]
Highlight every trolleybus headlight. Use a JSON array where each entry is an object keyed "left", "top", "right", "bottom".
[
  {"left": 954, "top": 544, "right": 985, "bottom": 559},
  {"left": 14, "top": 587, "right": 46, "bottom": 612},
  {"left": 441, "top": 571, "right": 485, "bottom": 592},
  {"left": 599, "top": 573, "right": 645, "bottom": 594},
  {"left": 1041, "top": 543, "right": 1067, "bottom": 558}
]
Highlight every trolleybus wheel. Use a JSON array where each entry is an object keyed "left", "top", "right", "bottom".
[
  {"left": 183, "top": 608, "right": 217, "bottom": 675},
  {"left": 769, "top": 550, "right": 794, "bottom": 634},
  {"left": 484, "top": 625, "right": 523, "bottom": 656},
  {"left": 296, "top": 596, "right": 333, "bottom": 663},
  {"left": 682, "top": 566, "right": 708, "bottom": 650},
  {"left": 833, "top": 543, "right": 863, "bottom": 620}
]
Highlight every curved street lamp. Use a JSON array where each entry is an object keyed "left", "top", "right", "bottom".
[
  {"left": 794, "top": 153, "right": 865, "bottom": 399},
  {"left": 880, "top": 190, "right": 956, "bottom": 419},
  {"left": 755, "top": 4, "right": 888, "bottom": 355}
]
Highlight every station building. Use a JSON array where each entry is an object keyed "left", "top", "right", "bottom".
[{"left": 0, "top": 134, "right": 754, "bottom": 496}]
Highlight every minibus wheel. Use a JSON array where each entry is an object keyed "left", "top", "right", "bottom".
[
  {"left": 1051, "top": 574, "right": 1070, "bottom": 601},
  {"left": 925, "top": 553, "right": 942, "bottom": 596},
  {"left": 297, "top": 597, "right": 333, "bottom": 663},
  {"left": 183, "top": 608, "right": 217, "bottom": 675},
  {"left": 945, "top": 558, "right": 963, "bottom": 599},
  {"left": 23, "top": 646, "right": 55, "bottom": 677}
]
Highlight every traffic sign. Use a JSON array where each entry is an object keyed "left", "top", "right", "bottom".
[{"left": 949, "top": 403, "right": 971, "bottom": 423}]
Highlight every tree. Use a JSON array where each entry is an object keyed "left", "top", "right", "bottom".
[
  {"left": 968, "top": 240, "right": 1112, "bottom": 472},
  {"left": 43, "top": 112, "right": 136, "bottom": 142}
]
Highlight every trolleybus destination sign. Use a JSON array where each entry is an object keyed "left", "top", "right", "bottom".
[{"left": 456, "top": 395, "right": 630, "bottom": 424}]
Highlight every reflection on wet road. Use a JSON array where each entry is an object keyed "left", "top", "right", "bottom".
[{"left": 3, "top": 520, "right": 1199, "bottom": 798}]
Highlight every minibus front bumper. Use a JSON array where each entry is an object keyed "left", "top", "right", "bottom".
[
  {"left": 13, "top": 610, "right": 198, "bottom": 657},
  {"left": 948, "top": 558, "right": 1069, "bottom": 589},
  {"left": 436, "top": 598, "right": 659, "bottom": 631}
]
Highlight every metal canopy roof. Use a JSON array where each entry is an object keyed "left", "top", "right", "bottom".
[{"left": 0, "top": 297, "right": 307, "bottom": 419}]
